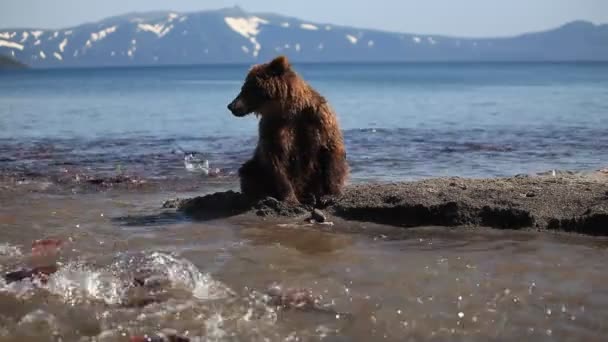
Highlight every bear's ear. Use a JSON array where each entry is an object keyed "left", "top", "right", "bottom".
[{"left": 268, "top": 55, "right": 290, "bottom": 75}]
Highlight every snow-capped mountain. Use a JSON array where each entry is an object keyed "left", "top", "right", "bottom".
[{"left": 1, "top": 6, "right": 607, "bottom": 68}]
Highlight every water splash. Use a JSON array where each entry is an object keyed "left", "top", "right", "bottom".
[
  {"left": 145, "top": 251, "right": 234, "bottom": 300},
  {"left": 44, "top": 262, "right": 125, "bottom": 305}
]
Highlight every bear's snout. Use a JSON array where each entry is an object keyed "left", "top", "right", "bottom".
[{"left": 228, "top": 96, "right": 249, "bottom": 117}]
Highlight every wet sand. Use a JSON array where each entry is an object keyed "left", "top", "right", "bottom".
[{"left": 175, "top": 170, "right": 608, "bottom": 236}]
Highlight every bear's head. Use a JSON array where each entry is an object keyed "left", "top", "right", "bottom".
[{"left": 227, "top": 55, "right": 296, "bottom": 117}]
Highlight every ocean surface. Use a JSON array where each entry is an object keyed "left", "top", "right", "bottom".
[
  {"left": 1, "top": 63, "right": 608, "bottom": 341},
  {"left": 1, "top": 62, "right": 607, "bottom": 182}
]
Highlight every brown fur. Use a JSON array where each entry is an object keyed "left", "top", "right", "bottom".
[{"left": 227, "top": 56, "right": 348, "bottom": 204}]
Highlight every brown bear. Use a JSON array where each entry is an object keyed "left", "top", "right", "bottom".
[{"left": 227, "top": 55, "right": 348, "bottom": 205}]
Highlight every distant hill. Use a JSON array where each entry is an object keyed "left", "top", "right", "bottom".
[
  {"left": 0, "top": 7, "right": 606, "bottom": 68},
  {"left": 0, "top": 54, "right": 27, "bottom": 69}
]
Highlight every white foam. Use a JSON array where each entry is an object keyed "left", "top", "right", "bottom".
[
  {"left": 131, "top": 39, "right": 136, "bottom": 45},
  {"left": 168, "top": 13, "right": 179, "bottom": 21},
  {"left": 64, "top": 30, "right": 73, "bottom": 35},
  {"left": 280, "top": 22, "right": 290, "bottom": 28},
  {"left": 0, "top": 243, "right": 22, "bottom": 257},
  {"left": 179, "top": 16, "right": 188, "bottom": 22},
  {"left": 413, "top": 36, "right": 421, "bottom": 43},
  {"left": 39, "top": 51, "right": 46, "bottom": 59},
  {"left": 85, "top": 40, "right": 92, "bottom": 48},
  {"left": 300, "top": 23, "right": 318, "bottom": 31},
  {"left": 325, "top": 25, "right": 332, "bottom": 31},
  {"left": 45, "top": 264, "right": 124, "bottom": 305},
  {"left": 53, "top": 52, "right": 62, "bottom": 61},
  {"left": 295, "top": 43, "right": 301, "bottom": 52},
  {"left": 110, "top": 51, "right": 115, "bottom": 56},
  {"left": 137, "top": 23, "right": 173, "bottom": 38},
  {"left": 0, "top": 40, "right": 24, "bottom": 50},
  {"left": 368, "top": 40, "right": 375, "bottom": 47},
  {"left": 53, "top": 31, "right": 59, "bottom": 38},
  {"left": 241, "top": 45, "right": 249, "bottom": 54},
  {"left": 317, "top": 43, "right": 324, "bottom": 50},
  {"left": 59, "top": 38, "right": 68, "bottom": 52},
  {"left": 31, "top": 30, "right": 44, "bottom": 39},
  {"left": 34, "top": 39, "right": 41, "bottom": 46},
  {"left": 20, "top": 31, "right": 29, "bottom": 43},
  {"left": 11, "top": 50, "right": 14, "bottom": 57},
  {"left": 428, "top": 37, "right": 437, "bottom": 45},
  {"left": 0, "top": 32, "right": 10, "bottom": 39},
  {"left": 224, "top": 16, "right": 268, "bottom": 38},
  {"left": 91, "top": 26, "right": 117, "bottom": 42},
  {"left": 346, "top": 34, "right": 358, "bottom": 44}
]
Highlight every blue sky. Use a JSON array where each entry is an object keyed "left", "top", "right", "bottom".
[{"left": 2, "top": 0, "right": 607, "bottom": 37}]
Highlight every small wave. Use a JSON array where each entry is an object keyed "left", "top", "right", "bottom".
[{"left": 144, "top": 251, "right": 234, "bottom": 300}]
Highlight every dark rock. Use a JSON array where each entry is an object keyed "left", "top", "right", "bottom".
[
  {"left": 177, "top": 191, "right": 249, "bottom": 220},
  {"left": 4, "top": 265, "right": 58, "bottom": 284},
  {"left": 311, "top": 209, "right": 326, "bottom": 223}
]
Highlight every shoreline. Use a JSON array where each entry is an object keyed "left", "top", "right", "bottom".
[{"left": 171, "top": 170, "right": 608, "bottom": 236}]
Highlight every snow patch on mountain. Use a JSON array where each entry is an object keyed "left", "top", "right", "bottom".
[
  {"left": 224, "top": 16, "right": 268, "bottom": 38},
  {"left": 31, "top": 30, "right": 44, "bottom": 39},
  {"left": 59, "top": 38, "right": 68, "bottom": 52},
  {"left": 91, "top": 26, "right": 117, "bottom": 42},
  {"left": 0, "top": 40, "right": 24, "bottom": 50},
  {"left": 137, "top": 23, "right": 173, "bottom": 38},
  {"left": 300, "top": 23, "right": 318, "bottom": 31},
  {"left": 224, "top": 16, "right": 268, "bottom": 58}
]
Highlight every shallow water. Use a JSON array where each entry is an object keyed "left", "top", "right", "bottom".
[{"left": 1, "top": 187, "right": 608, "bottom": 341}]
